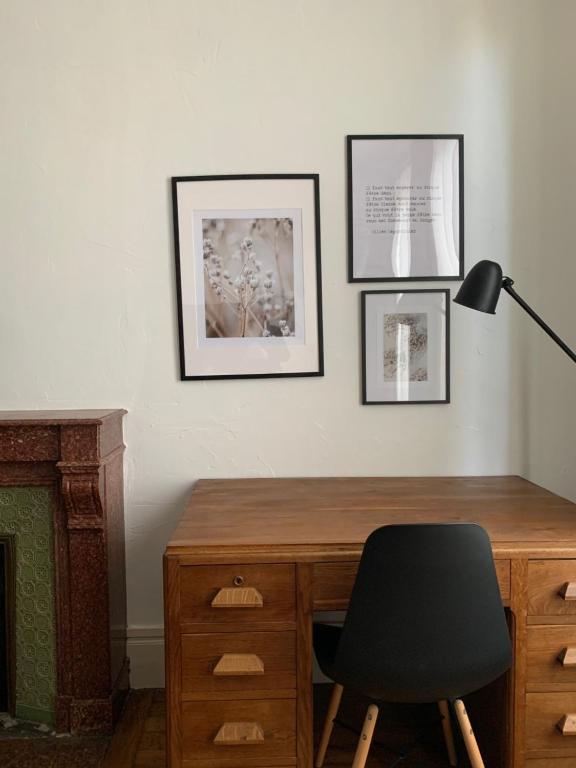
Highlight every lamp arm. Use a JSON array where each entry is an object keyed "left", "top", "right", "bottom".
[{"left": 502, "top": 278, "right": 576, "bottom": 364}]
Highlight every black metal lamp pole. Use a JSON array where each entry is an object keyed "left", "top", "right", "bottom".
[{"left": 454, "top": 260, "right": 576, "bottom": 364}]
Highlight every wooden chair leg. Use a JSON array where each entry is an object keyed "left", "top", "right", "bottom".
[
  {"left": 454, "top": 699, "right": 485, "bottom": 768},
  {"left": 315, "top": 683, "right": 343, "bottom": 768},
  {"left": 351, "top": 703, "right": 379, "bottom": 768},
  {"left": 438, "top": 700, "right": 458, "bottom": 766}
]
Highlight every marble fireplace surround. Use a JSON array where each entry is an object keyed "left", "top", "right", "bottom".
[{"left": 0, "top": 410, "right": 128, "bottom": 733}]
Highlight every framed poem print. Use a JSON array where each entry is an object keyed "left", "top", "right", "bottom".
[
  {"left": 347, "top": 135, "right": 463, "bottom": 282},
  {"left": 172, "top": 174, "right": 323, "bottom": 380},
  {"left": 361, "top": 289, "right": 450, "bottom": 404}
]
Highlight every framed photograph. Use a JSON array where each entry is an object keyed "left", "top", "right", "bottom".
[
  {"left": 172, "top": 174, "right": 323, "bottom": 380},
  {"left": 347, "top": 135, "right": 463, "bottom": 281},
  {"left": 361, "top": 289, "right": 450, "bottom": 404}
]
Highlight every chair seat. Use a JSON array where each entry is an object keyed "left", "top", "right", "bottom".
[{"left": 313, "top": 621, "right": 509, "bottom": 702}]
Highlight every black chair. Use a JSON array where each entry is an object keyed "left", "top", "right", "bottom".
[{"left": 313, "top": 523, "right": 512, "bottom": 768}]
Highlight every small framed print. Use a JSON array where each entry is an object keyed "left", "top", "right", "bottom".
[
  {"left": 361, "top": 289, "right": 450, "bottom": 405},
  {"left": 347, "top": 135, "right": 463, "bottom": 281},
  {"left": 172, "top": 174, "right": 323, "bottom": 380}
]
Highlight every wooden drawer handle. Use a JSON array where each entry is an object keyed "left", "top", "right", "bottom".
[
  {"left": 557, "top": 715, "right": 576, "bottom": 735},
  {"left": 211, "top": 587, "right": 263, "bottom": 608},
  {"left": 558, "top": 582, "right": 576, "bottom": 601},
  {"left": 213, "top": 653, "right": 265, "bottom": 676},
  {"left": 558, "top": 648, "right": 576, "bottom": 667},
  {"left": 214, "top": 722, "right": 265, "bottom": 745}
]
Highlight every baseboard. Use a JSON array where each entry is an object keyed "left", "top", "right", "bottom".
[{"left": 127, "top": 626, "right": 165, "bottom": 689}]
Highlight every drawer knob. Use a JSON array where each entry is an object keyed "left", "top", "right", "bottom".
[
  {"left": 213, "top": 653, "right": 265, "bottom": 676},
  {"left": 214, "top": 721, "right": 265, "bottom": 745},
  {"left": 211, "top": 586, "right": 263, "bottom": 608},
  {"left": 558, "top": 648, "right": 576, "bottom": 667},
  {"left": 557, "top": 714, "right": 576, "bottom": 736},
  {"left": 558, "top": 582, "right": 576, "bottom": 601}
]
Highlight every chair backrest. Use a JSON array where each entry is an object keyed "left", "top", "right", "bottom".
[{"left": 333, "top": 523, "right": 512, "bottom": 702}]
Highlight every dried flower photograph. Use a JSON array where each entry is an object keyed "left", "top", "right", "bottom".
[
  {"left": 383, "top": 313, "right": 428, "bottom": 382},
  {"left": 172, "top": 174, "right": 323, "bottom": 380},
  {"left": 202, "top": 216, "right": 296, "bottom": 340}
]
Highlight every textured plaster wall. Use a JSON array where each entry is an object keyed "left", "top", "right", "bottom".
[
  {"left": 521, "top": 0, "right": 576, "bottom": 504},
  {"left": 1, "top": 0, "right": 568, "bottom": 684}
]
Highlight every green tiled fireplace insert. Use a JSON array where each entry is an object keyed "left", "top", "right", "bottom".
[{"left": 0, "top": 487, "right": 56, "bottom": 726}]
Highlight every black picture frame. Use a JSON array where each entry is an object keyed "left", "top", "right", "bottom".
[
  {"left": 361, "top": 289, "right": 450, "bottom": 405},
  {"left": 172, "top": 174, "right": 324, "bottom": 381},
  {"left": 347, "top": 135, "right": 464, "bottom": 282}
]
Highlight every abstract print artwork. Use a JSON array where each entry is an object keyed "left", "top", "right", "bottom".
[
  {"left": 382, "top": 313, "right": 428, "bottom": 382},
  {"left": 362, "top": 290, "right": 449, "bottom": 404}
]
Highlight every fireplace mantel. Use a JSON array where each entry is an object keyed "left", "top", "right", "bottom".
[{"left": 0, "top": 409, "right": 128, "bottom": 732}]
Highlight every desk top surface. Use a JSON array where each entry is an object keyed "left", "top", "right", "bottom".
[{"left": 166, "top": 476, "right": 576, "bottom": 556}]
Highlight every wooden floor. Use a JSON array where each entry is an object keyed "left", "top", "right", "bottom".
[
  {"left": 0, "top": 724, "right": 109, "bottom": 768},
  {"left": 103, "top": 689, "right": 165, "bottom": 768},
  {"left": 102, "top": 686, "right": 457, "bottom": 768}
]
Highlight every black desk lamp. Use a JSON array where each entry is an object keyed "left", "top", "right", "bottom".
[{"left": 453, "top": 260, "right": 576, "bottom": 364}]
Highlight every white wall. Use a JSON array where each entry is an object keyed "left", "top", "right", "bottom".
[
  {"left": 1, "top": 0, "right": 568, "bottom": 687},
  {"left": 522, "top": 0, "right": 576, "bottom": 504}
]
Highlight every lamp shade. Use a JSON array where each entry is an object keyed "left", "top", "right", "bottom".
[{"left": 453, "top": 260, "right": 504, "bottom": 314}]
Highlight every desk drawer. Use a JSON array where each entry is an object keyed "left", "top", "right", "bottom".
[
  {"left": 313, "top": 563, "right": 359, "bottom": 609},
  {"left": 181, "top": 698, "right": 296, "bottom": 762},
  {"left": 312, "top": 558, "right": 511, "bottom": 608},
  {"left": 528, "top": 627, "right": 576, "bottom": 688},
  {"left": 182, "top": 631, "right": 296, "bottom": 694},
  {"left": 526, "top": 692, "right": 576, "bottom": 754},
  {"left": 180, "top": 564, "right": 296, "bottom": 627},
  {"left": 529, "top": 562, "right": 576, "bottom": 618}
]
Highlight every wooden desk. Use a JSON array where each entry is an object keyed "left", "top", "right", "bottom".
[{"left": 164, "top": 476, "right": 576, "bottom": 768}]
